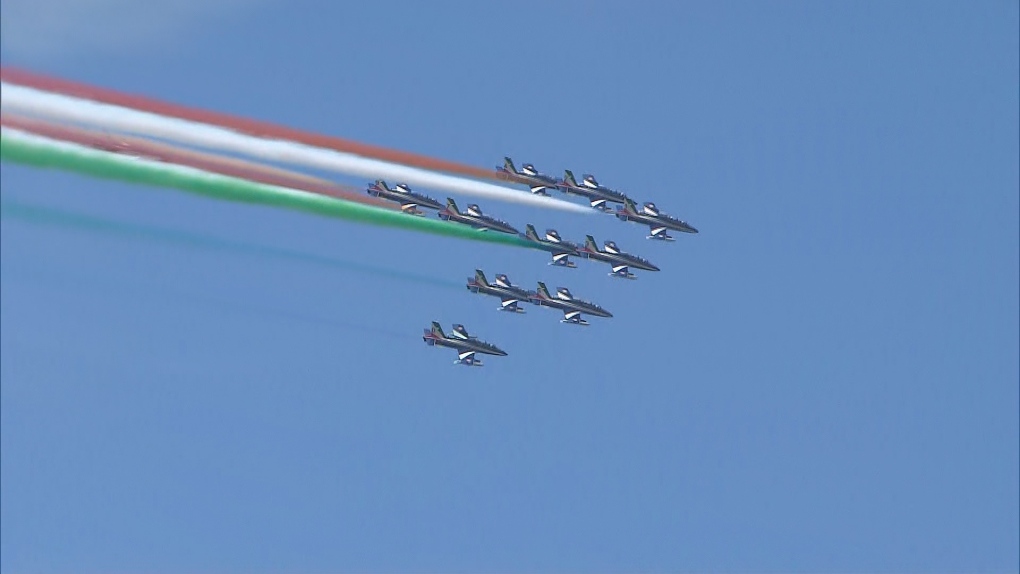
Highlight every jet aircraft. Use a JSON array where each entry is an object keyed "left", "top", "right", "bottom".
[
  {"left": 615, "top": 198, "right": 698, "bottom": 240},
  {"left": 422, "top": 321, "right": 508, "bottom": 366},
  {"left": 521, "top": 224, "right": 581, "bottom": 268},
  {"left": 579, "top": 235, "right": 660, "bottom": 279},
  {"left": 496, "top": 157, "right": 561, "bottom": 195},
  {"left": 366, "top": 180, "right": 443, "bottom": 215},
  {"left": 466, "top": 269, "right": 533, "bottom": 314},
  {"left": 529, "top": 282, "right": 613, "bottom": 326},
  {"left": 556, "top": 170, "right": 630, "bottom": 212},
  {"left": 438, "top": 198, "right": 520, "bottom": 235}
]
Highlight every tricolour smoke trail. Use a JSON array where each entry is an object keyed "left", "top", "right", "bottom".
[
  {"left": 0, "top": 128, "right": 538, "bottom": 249},
  {"left": 1, "top": 198, "right": 462, "bottom": 290},
  {"left": 1, "top": 66, "right": 500, "bottom": 182},
  {"left": 0, "top": 113, "right": 396, "bottom": 210},
  {"left": 1, "top": 83, "right": 591, "bottom": 214}
]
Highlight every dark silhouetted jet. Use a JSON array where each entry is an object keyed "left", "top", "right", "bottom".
[
  {"left": 366, "top": 180, "right": 443, "bottom": 216},
  {"left": 529, "top": 282, "right": 613, "bottom": 326},
  {"left": 520, "top": 224, "right": 581, "bottom": 268},
  {"left": 579, "top": 235, "right": 660, "bottom": 279},
  {"left": 615, "top": 198, "right": 698, "bottom": 241},
  {"left": 496, "top": 157, "right": 561, "bottom": 196},
  {"left": 438, "top": 198, "right": 519, "bottom": 235},
  {"left": 423, "top": 322, "right": 508, "bottom": 367},
  {"left": 556, "top": 170, "right": 630, "bottom": 212},
  {"left": 466, "top": 270, "right": 534, "bottom": 314}
]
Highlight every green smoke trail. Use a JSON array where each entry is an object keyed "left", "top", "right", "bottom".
[
  {"left": 0, "top": 198, "right": 462, "bottom": 290},
  {"left": 0, "top": 129, "right": 535, "bottom": 249}
]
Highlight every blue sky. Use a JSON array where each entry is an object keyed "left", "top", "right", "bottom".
[{"left": 1, "top": 1, "right": 1018, "bottom": 572}]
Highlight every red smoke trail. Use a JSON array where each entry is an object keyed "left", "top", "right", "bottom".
[
  {"left": 1, "top": 67, "right": 501, "bottom": 182},
  {"left": 0, "top": 114, "right": 397, "bottom": 210}
]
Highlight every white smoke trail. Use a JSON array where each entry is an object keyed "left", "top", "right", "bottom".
[{"left": 0, "top": 82, "right": 592, "bottom": 214}]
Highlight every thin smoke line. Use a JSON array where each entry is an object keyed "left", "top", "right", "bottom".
[{"left": 0, "top": 198, "right": 462, "bottom": 291}]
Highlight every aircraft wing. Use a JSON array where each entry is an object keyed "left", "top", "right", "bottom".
[
  {"left": 500, "top": 297, "right": 525, "bottom": 313},
  {"left": 551, "top": 252, "right": 576, "bottom": 267},
  {"left": 456, "top": 350, "right": 481, "bottom": 366},
  {"left": 610, "top": 263, "right": 635, "bottom": 279},
  {"left": 649, "top": 225, "right": 670, "bottom": 238},
  {"left": 399, "top": 202, "right": 425, "bottom": 216},
  {"left": 590, "top": 198, "right": 608, "bottom": 210},
  {"left": 562, "top": 310, "right": 589, "bottom": 325}
]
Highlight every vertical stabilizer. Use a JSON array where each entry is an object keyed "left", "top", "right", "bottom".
[
  {"left": 474, "top": 269, "right": 489, "bottom": 286},
  {"left": 536, "top": 281, "right": 552, "bottom": 298},
  {"left": 563, "top": 169, "right": 579, "bottom": 187},
  {"left": 524, "top": 224, "right": 541, "bottom": 241}
]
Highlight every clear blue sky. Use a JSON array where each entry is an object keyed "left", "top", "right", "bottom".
[{"left": 1, "top": 1, "right": 1017, "bottom": 572}]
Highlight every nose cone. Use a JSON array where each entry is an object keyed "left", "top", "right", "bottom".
[
  {"left": 682, "top": 222, "right": 699, "bottom": 234},
  {"left": 647, "top": 262, "right": 661, "bottom": 272}
]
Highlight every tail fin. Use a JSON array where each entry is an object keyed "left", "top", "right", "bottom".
[
  {"left": 474, "top": 269, "right": 489, "bottom": 286},
  {"left": 503, "top": 157, "right": 517, "bottom": 174},
  {"left": 375, "top": 179, "right": 389, "bottom": 190},
  {"left": 536, "top": 281, "right": 552, "bottom": 298},
  {"left": 525, "top": 224, "right": 541, "bottom": 241},
  {"left": 446, "top": 198, "right": 460, "bottom": 213},
  {"left": 585, "top": 235, "right": 599, "bottom": 251},
  {"left": 624, "top": 197, "right": 638, "bottom": 213},
  {"left": 563, "top": 169, "right": 579, "bottom": 187},
  {"left": 430, "top": 321, "right": 445, "bottom": 337}
]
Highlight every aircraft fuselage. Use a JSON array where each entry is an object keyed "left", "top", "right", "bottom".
[
  {"left": 579, "top": 247, "right": 660, "bottom": 272},
  {"left": 530, "top": 293, "right": 613, "bottom": 318},
  {"left": 439, "top": 211, "right": 520, "bottom": 235},
  {"left": 467, "top": 280, "right": 533, "bottom": 302},
  {"left": 557, "top": 181, "right": 629, "bottom": 209},
  {"left": 368, "top": 186, "right": 443, "bottom": 212},
  {"left": 423, "top": 331, "right": 508, "bottom": 357},
  {"left": 616, "top": 209, "right": 699, "bottom": 235}
]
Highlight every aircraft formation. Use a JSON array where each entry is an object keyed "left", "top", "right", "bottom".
[{"left": 365, "top": 157, "right": 699, "bottom": 367}]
